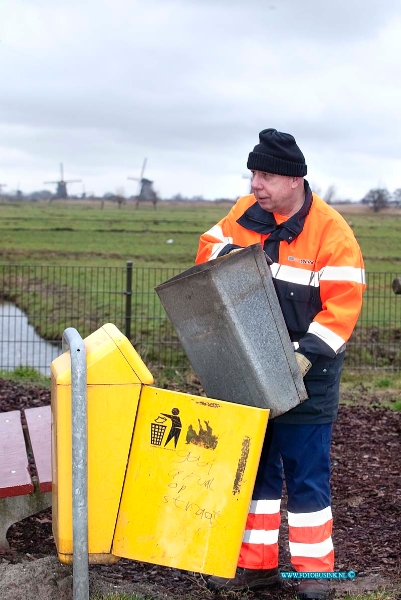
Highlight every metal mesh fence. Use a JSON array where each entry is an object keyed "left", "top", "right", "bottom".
[
  {"left": 0, "top": 264, "right": 399, "bottom": 375},
  {"left": 346, "top": 272, "right": 400, "bottom": 370}
]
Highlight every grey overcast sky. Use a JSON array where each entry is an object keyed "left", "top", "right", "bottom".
[{"left": 1, "top": 0, "right": 401, "bottom": 200}]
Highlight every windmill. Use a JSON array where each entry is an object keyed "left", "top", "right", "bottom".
[
  {"left": 0, "top": 181, "right": 23, "bottom": 199},
  {"left": 10, "top": 183, "right": 23, "bottom": 199},
  {"left": 44, "top": 163, "right": 82, "bottom": 199},
  {"left": 127, "top": 158, "right": 158, "bottom": 208}
]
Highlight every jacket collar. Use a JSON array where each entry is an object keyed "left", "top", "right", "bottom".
[{"left": 236, "top": 180, "right": 313, "bottom": 243}]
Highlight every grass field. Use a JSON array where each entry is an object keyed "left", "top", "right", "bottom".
[
  {"left": 0, "top": 199, "right": 400, "bottom": 369},
  {"left": 0, "top": 199, "right": 400, "bottom": 272},
  {"left": 0, "top": 199, "right": 229, "bottom": 268}
]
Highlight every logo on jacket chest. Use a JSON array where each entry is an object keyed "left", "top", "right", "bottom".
[{"left": 288, "top": 256, "right": 314, "bottom": 265}]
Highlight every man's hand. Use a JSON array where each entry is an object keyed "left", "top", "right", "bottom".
[{"left": 295, "top": 352, "right": 312, "bottom": 377}]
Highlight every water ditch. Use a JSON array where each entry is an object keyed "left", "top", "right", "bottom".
[{"left": 0, "top": 302, "right": 61, "bottom": 376}]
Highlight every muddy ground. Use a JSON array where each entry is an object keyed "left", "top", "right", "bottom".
[{"left": 0, "top": 378, "right": 400, "bottom": 599}]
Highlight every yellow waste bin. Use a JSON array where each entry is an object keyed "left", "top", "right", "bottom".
[
  {"left": 112, "top": 385, "right": 269, "bottom": 576},
  {"left": 51, "top": 323, "right": 270, "bottom": 577},
  {"left": 51, "top": 323, "right": 154, "bottom": 565}
]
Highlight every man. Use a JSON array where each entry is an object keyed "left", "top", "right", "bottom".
[{"left": 195, "top": 128, "right": 365, "bottom": 599}]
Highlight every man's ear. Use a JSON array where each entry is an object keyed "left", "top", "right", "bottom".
[{"left": 290, "top": 176, "right": 302, "bottom": 190}]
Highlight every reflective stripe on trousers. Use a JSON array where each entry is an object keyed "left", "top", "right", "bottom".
[{"left": 238, "top": 421, "right": 334, "bottom": 572}]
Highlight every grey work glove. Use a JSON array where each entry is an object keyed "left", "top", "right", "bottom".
[{"left": 295, "top": 352, "right": 312, "bottom": 377}]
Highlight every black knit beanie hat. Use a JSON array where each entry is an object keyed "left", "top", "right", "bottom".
[{"left": 247, "top": 128, "right": 307, "bottom": 177}]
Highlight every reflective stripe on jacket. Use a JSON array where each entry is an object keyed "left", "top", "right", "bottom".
[{"left": 195, "top": 182, "right": 366, "bottom": 363}]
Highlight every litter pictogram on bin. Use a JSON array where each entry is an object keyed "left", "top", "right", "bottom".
[
  {"left": 150, "top": 409, "right": 182, "bottom": 448},
  {"left": 151, "top": 421, "right": 167, "bottom": 446}
]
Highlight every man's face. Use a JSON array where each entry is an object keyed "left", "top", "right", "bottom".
[{"left": 251, "top": 170, "right": 298, "bottom": 215}]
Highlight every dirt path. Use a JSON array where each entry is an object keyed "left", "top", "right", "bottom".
[{"left": 1, "top": 379, "right": 400, "bottom": 599}]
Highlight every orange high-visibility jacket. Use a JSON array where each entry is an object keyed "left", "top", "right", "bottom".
[{"left": 196, "top": 183, "right": 365, "bottom": 362}]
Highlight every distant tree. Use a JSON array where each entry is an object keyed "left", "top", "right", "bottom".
[
  {"left": 151, "top": 188, "right": 159, "bottom": 210},
  {"left": 323, "top": 184, "right": 337, "bottom": 204},
  {"left": 393, "top": 188, "right": 401, "bottom": 206},
  {"left": 27, "top": 190, "right": 53, "bottom": 201},
  {"left": 361, "top": 188, "right": 391, "bottom": 213},
  {"left": 114, "top": 186, "right": 126, "bottom": 209}
]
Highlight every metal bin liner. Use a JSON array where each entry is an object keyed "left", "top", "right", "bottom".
[{"left": 155, "top": 244, "right": 308, "bottom": 418}]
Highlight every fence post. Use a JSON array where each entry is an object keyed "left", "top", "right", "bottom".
[
  {"left": 392, "top": 277, "right": 401, "bottom": 294},
  {"left": 125, "top": 261, "right": 133, "bottom": 340},
  {"left": 62, "top": 328, "right": 89, "bottom": 600}
]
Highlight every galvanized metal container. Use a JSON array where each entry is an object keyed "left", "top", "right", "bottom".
[{"left": 155, "top": 244, "right": 308, "bottom": 418}]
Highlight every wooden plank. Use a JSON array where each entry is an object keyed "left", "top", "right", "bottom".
[
  {"left": 24, "top": 406, "right": 52, "bottom": 493},
  {"left": 0, "top": 410, "right": 33, "bottom": 498}
]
